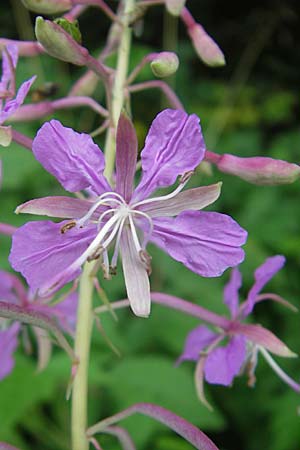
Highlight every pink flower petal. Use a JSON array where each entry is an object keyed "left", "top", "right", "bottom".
[
  {"left": 9, "top": 220, "right": 96, "bottom": 293},
  {"left": 204, "top": 335, "right": 247, "bottom": 386},
  {"left": 150, "top": 211, "right": 247, "bottom": 277},
  {"left": 177, "top": 325, "right": 218, "bottom": 363},
  {"left": 32, "top": 120, "right": 111, "bottom": 194},
  {"left": 243, "top": 255, "right": 286, "bottom": 316},
  {"left": 133, "top": 109, "right": 205, "bottom": 200}
]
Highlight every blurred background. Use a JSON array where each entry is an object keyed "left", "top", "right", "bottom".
[{"left": 0, "top": 0, "right": 300, "bottom": 449}]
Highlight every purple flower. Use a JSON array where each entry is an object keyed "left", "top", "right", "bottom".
[
  {"left": 0, "top": 270, "right": 77, "bottom": 379},
  {"left": 10, "top": 109, "right": 247, "bottom": 317},
  {"left": 0, "top": 44, "right": 36, "bottom": 146},
  {"left": 178, "top": 256, "right": 300, "bottom": 403}
]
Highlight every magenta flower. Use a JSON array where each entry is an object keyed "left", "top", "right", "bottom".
[
  {"left": 0, "top": 270, "right": 77, "bottom": 379},
  {"left": 10, "top": 109, "right": 247, "bottom": 317},
  {"left": 178, "top": 256, "right": 300, "bottom": 401},
  {"left": 0, "top": 44, "right": 36, "bottom": 146}
]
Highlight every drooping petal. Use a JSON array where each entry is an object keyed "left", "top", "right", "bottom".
[
  {"left": 115, "top": 113, "right": 138, "bottom": 202},
  {"left": 204, "top": 335, "right": 247, "bottom": 386},
  {"left": 120, "top": 227, "right": 151, "bottom": 317},
  {"left": 139, "top": 183, "right": 221, "bottom": 218},
  {"left": 223, "top": 267, "right": 242, "bottom": 319},
  {"left": 150, "top": 211, "right": 247, "bottom": 277},
  {"left": 0, "top": 322, "right": 20, "bottom": 380},
  {"left": 16, "top": 196, "right": 94, "bottom": 219},
  {"left": 133, "top": 109, "right": 205, "bottom": 200},
  {"left": 177, "top": 325, "right": 218, "bottom": 363},
  {"left": 242, "top": 255, "right": 286, "bottom": 317},
  {"left": 0, "top": 76, "right": 36, "bottom": 124},
  {"left": 32, "top": 120, "right": 111, "bottom": 194},
  {"left": 9, "top": 220, "right": 96, "bottom": 292}
]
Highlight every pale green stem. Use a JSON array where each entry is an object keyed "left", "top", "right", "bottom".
[
  {"left": 71, "top": 1, "right": 135, "bottom": 448},
  {"left": 104, "top": 0, "right": 135, "bottom": 182},
  {"left": 71, "top": 262, "right": 95, "bottom": 450}
]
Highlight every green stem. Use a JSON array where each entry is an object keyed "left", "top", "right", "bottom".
[
  {"left": 104, "top": 0, "right": 135, "bottom": 181},
  {"left": 71, "top": 1, "right": 135, "bottom": 448},
  {"left": 71, "top": 262, "right": 94, "bottom": 450}
]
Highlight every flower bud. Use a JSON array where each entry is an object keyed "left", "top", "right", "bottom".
[
  {"left": 21, "top": 0, "right": 72, "bottom": 14},
  {"left": 216, "top": 154, "right": 300, "bottom": 185},
  {"left": 188, "top": 23, "right": 225, "bottom": 67},
  {"left": 150, "top": 52, "right": 179, "bottom": 78},
  {"left": 0, "top": 125, "right": 12, "bottom": 147},
  {"left": 166, "top": 0, "right": 186, "bottom": 16},
  {"left": 35, "top": 16, "right": 89, "bottom": 66}
]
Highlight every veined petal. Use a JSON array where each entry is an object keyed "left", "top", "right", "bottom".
[
  {"left": 16, "top": 196, "right": 94, "bottom": 219},
  {"left": 9, "top": 220, "right": 96, "bottom": 292},
  {"left": 133, "top": 109, "right": 205, "bottom": 200},
  {"left": 223, "top": 268, "right": 242, "bottom": 319},
  {"left": 115, "top": 113, "right": 138, "bottom": 202},
  {"left": 32, "top": 120, "right": 111, "bottom": 194},
  {"left": 150, "top": 211, "right": 247, "bottom": 277},
  {"left": 0, "top": 76, "right": 36, "bottom": 124},
  {"left": 139, "top": 183, "right": 221, "bottom": 217},
  {"left": 120, "top": 227, "right": 151, "bottom": 317},
  {"left": 0, "top": 322, "right": 20, "bottom": 380},
  {"left": 204, "top": 335, "right": 247, "bottom": 386},
  {"left": 243, "top": 255, "right": 286, "bottom": 317},
  {"left": 177, "top": 325, "right": 218, "bottom": 363}
]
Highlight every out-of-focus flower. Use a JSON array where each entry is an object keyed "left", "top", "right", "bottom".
[
  {"left": 10, "top": 109, "right": 247, "bottom": 317},
  {"left": 0, "top": 44, "right": 36, "bottom": 146},
  {"left": 0, "top": 270, "right": 77, "bottom": 379},
  {"left": 178, "top": 256, "right": 300, "bottom": 405}
]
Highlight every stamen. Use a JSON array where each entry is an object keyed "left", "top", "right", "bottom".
[
  {"left": 87, "top": 244, "right": 103, "bottom": 262},
  {"left": 101, "top": 216, "right": 125, "bottom": 249},
  {"left": 128, "top": 215, "right": 142, "bottom": 253},
  {"left": 60, "top": 221, "right": 76, "bottom": 234},
  {"left": 101, "top": 250, "right": 110, "bottom": 279},
  {"left": 259, "top": 346, "right": 300, "bottom": 392},
  {"left": 139, "top": 249, "right": 152, "bottom": 275},
  {"left": 111, "top": 217, "right": 127, "bottom": 269},
  {"left": 131, "top": 175, "right": 191, "bottom": 209},
  {"left": 132, "top": 210, "right": 153, "bottom": 248},
  {"left": 99, "top": 191, "right": 126, "bottom": 204},
  {"left": 77, "top": 198, "right": 117, "bottom": 227},
  {"left": 97, "top": 208, "right": 117, "bottom": 228}
]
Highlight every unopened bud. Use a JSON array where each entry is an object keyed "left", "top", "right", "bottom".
[
  {"left": 216, "top": 154, "right": 300, "bottom": 185},
  {"left": 188, "top": 23, "right": 225, "bottom": 67},
  {"left": 150, "top": 52, "right": 179, "bottom": 78},
  {"left": 21, "top": 0, "right": 72, "bottom": 15},
  {"left": 35, "top": 16, "right": 89, "bottom": 66},
  {"left": 166, "top": 0, "right": 186, "bottom": 16},
  {"left": 0, "top": 125, "right": 12, "bottom": 147}
]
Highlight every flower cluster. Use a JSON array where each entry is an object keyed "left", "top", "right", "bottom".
[{"left": 178, "top": 256, "right": 300, "bottom": 405}]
